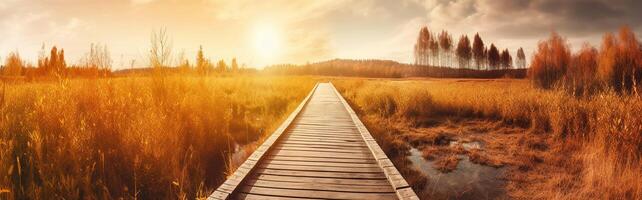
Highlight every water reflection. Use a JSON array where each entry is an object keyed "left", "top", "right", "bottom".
[{"left": 408, "top": 146, "right": 505, "bottom": 200}]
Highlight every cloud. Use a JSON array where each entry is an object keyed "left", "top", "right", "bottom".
[
  {"left": 403, "top": 0, "right": 642, "bottom": 63},
  {"left": 131, "top": 0, "right": 155, "bottom": 5},
  {"left": 210, "top": 0, "right": 351, "bottom": 23},
  {"left": 416, "top": 0, "right": 642, "bottom": 38},
  {"left": 1, "top": 0, "right": 641, "bottom": 67}
]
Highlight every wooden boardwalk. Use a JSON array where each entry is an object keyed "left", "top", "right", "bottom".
[{"left": 210, "top": 83, "right": 418, "bottom": 200}]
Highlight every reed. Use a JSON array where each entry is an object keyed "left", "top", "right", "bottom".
[
  {"left": 0, "top": 75, "right": 315, "bottom": 199},
  {"left": 335, "top": 78, "right": 642, "bottom": 199}
]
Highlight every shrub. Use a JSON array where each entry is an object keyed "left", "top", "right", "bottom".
[
  {"left": 565, "top": 43, "right": 599, "bottom": 95},
  {"left": 529, "top": 32, "right": 571, "bottom": 89},
  {"left": 597, "top": 26, "right": 642, "bottom": 93},
  {"left": 2, "top": 52, "right": 24, "bottom": 76}
]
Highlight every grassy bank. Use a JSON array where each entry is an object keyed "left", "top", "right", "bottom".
[
  {"left": 334, "top": 78, "right": 641, "bottom": 199},
  {"left": 0, "top": 76, "right": 315, "bottom": 199}
]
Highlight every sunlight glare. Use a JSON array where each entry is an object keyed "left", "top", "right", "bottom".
[{"left": 253, "top": 24, "right": 282, "bottom": 59}]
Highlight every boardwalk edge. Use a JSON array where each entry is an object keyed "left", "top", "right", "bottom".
[
  {"left": 329, "top": 82, "right": 420, "bottom": 200},
  {"left": 208, "top": 82, "right": 320, "bottom": 200}
]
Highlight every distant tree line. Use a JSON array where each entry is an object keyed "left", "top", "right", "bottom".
[
  {"left": 0, "top": 44, "right": 112, "bottom": 79},
  {"left": 0, "top": 28, "right": 253, "bottom": 80},
  {"left": 529, "top": 26, "right": 642, "bottom": 94},
  {"left": 414, "top": 26, "right": 527, "bottom": 70},
  {"left": 117, "top": 28, "right": 253, "bottom": 76},
  {"left": 264, "top": 59, "right": 526, "bottom": 79},
  {"left": 265, "top": 26, "right": 528, "bottom": 79}
]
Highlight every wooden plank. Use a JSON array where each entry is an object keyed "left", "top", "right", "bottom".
[
  {"left": 274, "top": 143, "right": 370, "bottom": 151},
  {"left": 286, "top": 133, "right": 362, "bottom": 139},
  {"left": 272, "top": 146, "right": 370, "bottom": 154},
  {"left": 278, "top": 140, "right": 368, "bottom": 148},
  {"left": 264, "top": 155, "right": 377, "bottom": 164},
  {"left": 282, "top": 137, "right": 365, "bottom": 144},
  {"left": 286, "top": 134, "right": 363, "bottom": 140},
  {"left": 239, "top": 185, "right": 397, "bottom": 200},
  {"left": 263, "top": 160, "right": 381, "bottom": 168},
  {"left": 279, "top": 135, "right": 363, "bottom": 141},
  {"left": 288, "top": 130, "right": 358, "bottom": 134},
  {"left": 289, "top": 127, "right": 359, "bottom": 131},
  {"left": 292, "top": 125, "right": 357, "bottom": 129},
  {"left": 290, "top": 126, "right": 357, "bottom": 130},
  {"left": 244, "top": 179, "right": 395, "bottom": 193},
  {"left": 250, "top": 174, "right": 392, "bottom": 186},
  {"left": 283, "top": 137, "right": 364, "bottom": 143},
  {"left": 259, "top": 163, "right": 384, "bottom": 173},
  {"left": 269, "top": 150, "right": 373, "bottom": 159},
  {"left": 236, "top": 193, "right": 315, "bottom": 200},
  {"left": 397, "top": 188, "right": 421, "bottom": 200},
  {"left": 255, "top": 168, "right": 388, "bottom": 179},
  {"left": 286, "top": 133, "right": 363, "bottom": 138}
]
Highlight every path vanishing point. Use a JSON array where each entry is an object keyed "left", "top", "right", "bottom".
[{"left": 209, "top": 83, "right": 419, "bottom": 200}]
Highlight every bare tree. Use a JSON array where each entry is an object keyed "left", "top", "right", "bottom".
[
  {"left": 500, "top": 49, "right": 512, "bottom": 69},
  {"left": 429, "top": 33, "right": 440, "bottom": 66},
  {"left": 530, "top": 32, "right": 571, "bottom": 89},
  {"left": 487, "top": 44, "right": 500, "bottom": 70},
  {"left": 438, "top": 30, "right": 453, "bottom": 67},
  {"left": 196, "top": 45, "right": 208, "bottom": 75},
  {"left": 176, "top": 49, "right": 190, "bottom": 72},
  {"left": 80, "top": 43, "right": 112, "bottom": 70},
  {"left": 414, "top": 26, "right": 431, "bottom": 66},
  {"left": 472, "top": 33, "right": 485, "bottom": 70},
  {"left": 231, "top": 58, "right": 239, "bottom": 72},
  {"left": 567, "top": 43, "right": 598, "bottom": 93},
  {"left": 597, "top": 26, "right": 642, "bottom": 92},
  {"left": 456, "top": 35, "right": 472, "bottom": 69},
  {"left": 216, "top": 59, "right": 228, "bottom": 73},
  {"left": 516, "top": 47, "right": 526, "bottom": 68},
  {"left": 149, "top": 28, "right": 173, "bottom": 68}
]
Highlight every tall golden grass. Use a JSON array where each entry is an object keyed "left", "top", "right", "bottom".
[
  {"left": 335, "top": 78, "right": 642, "bottom": 199},
  {"left": 0, "top": 76, "right": 315, "bottom": 199}
]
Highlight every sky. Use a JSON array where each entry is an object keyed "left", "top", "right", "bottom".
[{"left": 0, "top": 0, "right": 641, "bottom": 69}]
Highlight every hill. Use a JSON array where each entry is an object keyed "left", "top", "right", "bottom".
[{"left": 264, "top": 59, "right": 527, "bottom": 78}]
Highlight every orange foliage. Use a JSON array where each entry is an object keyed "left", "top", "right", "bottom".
[
  {"left": 532, "top": 26, "right": 642, "bottom": 93},
  {"left": 566, "top": 43, "right": 598, "bottom": 94},
  {"left": 529, "top": 32, "right": 571, "bottom": 89},
  {"left": 597, "top": 26, "right": 642, "bottom": 92}
]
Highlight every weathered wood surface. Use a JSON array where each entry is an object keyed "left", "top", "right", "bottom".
[{"left": 209, "top": 83, "right": 418, "bottom": 200}]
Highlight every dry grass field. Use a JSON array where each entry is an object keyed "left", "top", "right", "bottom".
[
  {"left": 1, "top": 1, "right": 640, "bottom": 199},
  {"left": 1, "top": 75, "right": 640, "bottom": 200},
  {"left": 0, "top": 76, "right": 316, "bottom": 199},
  {"left": 334, "top": 78, "right": 642, "bottom": 199}
]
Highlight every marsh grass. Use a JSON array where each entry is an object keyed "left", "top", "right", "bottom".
[
  {"left": 0, "top": 75, "right": 314, "bottom": 199},
  {"left": 335, "top": 78, "right": 642, "bottom": 199}
]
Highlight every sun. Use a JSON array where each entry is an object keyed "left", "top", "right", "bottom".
[{"left": 253, "top": 24, "right": 282, "bottom": 58}]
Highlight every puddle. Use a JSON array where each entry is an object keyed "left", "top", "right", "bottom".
[
  {"left": 408, "top": 147, "right": 506, "bottom": 200},
  {"left": 449, "top": 140, "right": 484, "bottom": 150}
]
